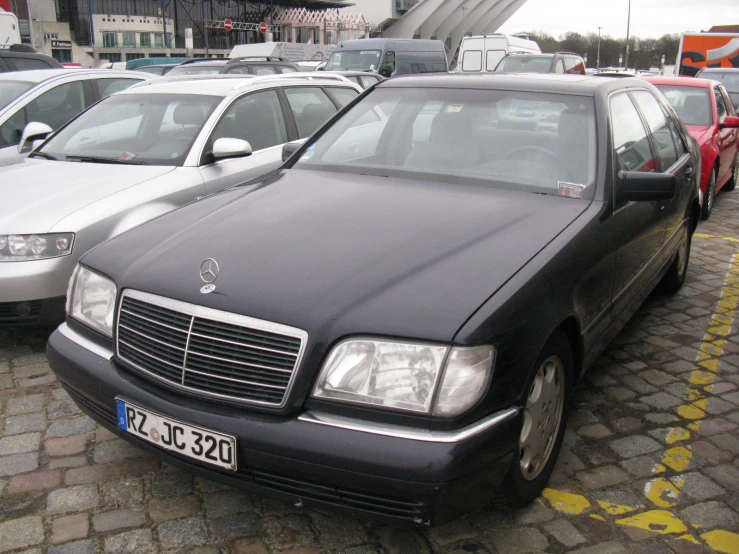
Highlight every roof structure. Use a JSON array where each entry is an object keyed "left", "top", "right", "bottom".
[{"left": 273, "top": 0, "right": 355, "bottom": 8}]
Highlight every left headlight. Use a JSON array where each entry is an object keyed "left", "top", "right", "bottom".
[
  {"left": 0, "top": 233, "right": 74, "bottom": 262},
  {"left": 312, "top": 338, "right": 494, "bottom": 416},
  {"left": 67, "top": 265, "right": 117, "bottom": 337}
]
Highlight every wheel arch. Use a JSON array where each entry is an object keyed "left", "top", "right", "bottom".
[{"left": 556, "top": 317, "right": 583, "bottom": 384}]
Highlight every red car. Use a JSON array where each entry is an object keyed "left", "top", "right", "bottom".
[{"left": 641, "top": 76, "right": 739, "bottom": 219}]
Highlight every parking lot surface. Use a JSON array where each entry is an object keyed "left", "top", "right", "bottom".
[{"left": 2, "top": 194, "right": 739, "bottom": 554}]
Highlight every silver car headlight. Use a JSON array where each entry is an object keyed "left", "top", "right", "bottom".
[
  {"left": 0, "top": 233, "right": 74, "bottom": 261},
  {"left": 67, "top": 265, "right": 117, "bottom": 337},
  {"left": 312, "top": 339, "right": 494, "bottom": 416}
]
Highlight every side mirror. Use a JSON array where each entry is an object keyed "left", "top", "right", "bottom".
[
  {"left": 18, "top": 122, "right": 53, "bottom": 154},
  {"left": 282, "top": 139, "right": 308, "bottom": 162},
  {"left": 619, "top": 170, "right": 676, "bottom": 202},
  {"left": 719, "top": 115, "right": 739, "bottom": 129},
  {"left": 379, "top": 64, "right": 393, "bottom": 78},
  {"left": 212, "top": 138, "right": 252, "bottom": 161}
]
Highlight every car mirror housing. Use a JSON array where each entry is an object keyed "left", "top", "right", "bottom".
[
  {"left": 282, "top": 139, "right": 307, "bottom": 162},
  {"left": 719, "top": 115, "right": 739, "bottom": 129},
  {"left": 212, "top": 138, "right": 252, "bottom": 161},
  {"left": 18, "top": 121, "right": 53, "bottom": 154},
  {"left": 619, "top": 171, "right": 677, "bottom": 202}
]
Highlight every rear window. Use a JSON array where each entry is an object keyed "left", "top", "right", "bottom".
[
  {"left": 655, "top": 85, "right": 712, "bottom": 126},
  {"left": 698, "top": 71, "right": 739, "bottom": 92},
  {"left": 461, "top": 50, "right": 482, "bottom": 72},
  {"left": 495, "top": 56, "right": 553, "bottom": 73}
]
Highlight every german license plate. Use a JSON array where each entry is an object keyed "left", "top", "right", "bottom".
[{"left": 115, "top": 399, "right": 236, "bottom": 471}]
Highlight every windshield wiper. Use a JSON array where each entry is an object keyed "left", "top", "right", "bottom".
[
  {"left": 65, "top": 155, "right": 145, "bottom": 165},
  {"left": 29, "top": 151, "right": 57, "bottom": 161}
]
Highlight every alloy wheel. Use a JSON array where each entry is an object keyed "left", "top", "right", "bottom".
[{"left": 519, "top": 355, "right": 565, "bottom": 481}]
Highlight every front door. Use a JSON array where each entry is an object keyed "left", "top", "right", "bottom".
[{"left": 715, "top": 85, "right": 739, "bottom": 186}]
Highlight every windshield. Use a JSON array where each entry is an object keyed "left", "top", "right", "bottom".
[
  {"left": 0, "top": 81, "right": 34, "bottom": 110},
  {"left": 166, "top": 63, "right": 225, "bottom": 76},
  {"left": 326, "top": 50, "right": 382, "bottom": 71},
  {"left": 655, "top": 85, "right": 712, "bottom": 126},
  {"left": 495, "top": 56, "right": 553, "bottom": 73},
  {"left": 39, "top": 93, "right": 221, "bottom": 166},
  {"left": 699, "top": 71, "right": 739, "bottom": 92},
  {"left": 293, "top": 88, "right": 597, "bottom": 199}
]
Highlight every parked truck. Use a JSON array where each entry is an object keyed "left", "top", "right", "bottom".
[
  {"left": 0, "top": 9, "right": 21, "bottom": 47},
  {"left": 676, "top": 32, "right": 739, "bottom": 77}
]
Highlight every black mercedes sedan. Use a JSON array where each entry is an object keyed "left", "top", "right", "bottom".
[{"left": 47, "top": 74, "right": 701, "bottom": 525}]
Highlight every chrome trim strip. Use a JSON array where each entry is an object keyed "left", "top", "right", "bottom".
[
  {"left": 298, "top": 407, "right": 519, "bottom": 443},
  {"left": 184, "top": 367, "right": 287, "bottom": 390},
  {"left": 119, "top": 340, "right": 184, "bottom": 370},
  {"left": 188, "top": 331, "right": 299, "bottom": 357},
  {"left": 120, "top": 308, "right": 190, "bottom": 334},
  {"left": 58, "top": 322, "right": 114, "bottom": 361},
  {"left": 119, "top": 323, "right": 187, "bottom": 352},
  {"left": 186, "top": 349, "right": 294, "bottom": 373},
  {"left": 116, "top": 289, "right": 308, "bottom": 408}
]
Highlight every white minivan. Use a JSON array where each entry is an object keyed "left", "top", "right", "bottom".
[{"left": 457, "top": 34, "right": 540, "bottom": 74}]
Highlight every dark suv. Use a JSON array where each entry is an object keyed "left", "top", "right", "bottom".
[
  {"left": 220, "top": 57, "right": 300, "bottom": 76},
  {"left": 494, "top": 52, "right": 586, "bottom": 75},
  {"left": 0, "top": 45, "right": 63, "bottom": 72}
]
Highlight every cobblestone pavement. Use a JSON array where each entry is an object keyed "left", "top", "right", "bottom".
[{"left": 3, "top": 194, "right": 739, "bottom": 554}]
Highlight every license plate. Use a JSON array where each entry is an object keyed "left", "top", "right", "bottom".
[{"left": 115, "top": 399, "right": 237, "bottom": 471}]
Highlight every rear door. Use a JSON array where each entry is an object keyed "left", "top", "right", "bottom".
[
  {"left": 198, "top": 88, "right": 289, "bottom": 194},
  {"left": 714, "top": 84, "right": 738, "bottom": 186}
]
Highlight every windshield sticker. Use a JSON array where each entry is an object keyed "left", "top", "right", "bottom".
[
  {"left": 370, "top": 64, "right": 375, "bottom": 70},
  {"left": 446, "top": 104, "right": 464, "bottom": 113},
  {"left": 119, "top": 152, "right": 137, "bottom": 161},
  {"left": 558, "top": 182, "right": 584, "bottom": 199}
]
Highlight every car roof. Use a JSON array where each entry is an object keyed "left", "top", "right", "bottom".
[
  {"left": 697, "top": 68, "right": 739, "bottom": 74},
  {"left": 178, "top": 59, "right": 229, "bottom": 66},
  {"left": 120, "top": 74, "right": 360, "bottom": 97},
  {"left": 0, "top": 68, "right": 150, "bottom": 84},
  {"left": 638, "top": 76, "right": 715, "bottom": 89},
  {"left": 380, "top": 73, "right": 653, "bottom": 96}
]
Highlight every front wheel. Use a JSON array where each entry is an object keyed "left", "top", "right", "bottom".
[
  {"left": 492, "top": 330, "right": 573, "bottom": 509},
  {"left": 701, "top": 168, "right": 717, "bottom": 220},
  {"left": 660, "top": 223, "right": 691, "bottom": 294}
]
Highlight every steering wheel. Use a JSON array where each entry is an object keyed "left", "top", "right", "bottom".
[{"left": 504, "top": 146, "right": 574, "bottom": 183}]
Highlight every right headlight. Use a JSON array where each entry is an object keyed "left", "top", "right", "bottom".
[
  {"left": 67, "top": 265, "right": 117, "bottom": 337},
  {"left": 312, "top": 338, "right": 494, "bottom": 417}
]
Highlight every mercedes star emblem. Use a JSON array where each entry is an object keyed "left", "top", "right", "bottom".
[{"left": 199, "top": 258, "right": 219, "bottom": 284}]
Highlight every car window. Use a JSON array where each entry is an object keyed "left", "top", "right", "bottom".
[
  {"left": 284, "top": 87, "right": 338, "bottom": 138},
  {"left": 461, "top": 50, "right": 482, "bottom": 72},
  {"left": 655, "top": 85, "right": 712, "bottom": 126},
  {"left": 0, "top": 81, "right": 85, "bottom": 149},
  {"left": 251, "top": 66, "right": 277, "bottom": 76},
  {"left": 280, "top": 66, "right": 297, "bottom": 73},
  {"left": 93, "top": 78, "right": 142, "bottom": 99},
  {"left": 39, "top": 93, "right": 221, "bottom": 166},
  {"left": 610, "top": 92, "right": 657, "bottom": 174},
  {"left": 359, "top": 75, "right": 379, "bottom": 89},
  {"left": 564, "top": 57, "right": 585, "bottom": 75},
  {"left": 495, "top": 56, "right": 554, "bottom": 74},
  {"left": 225, "top": 66, "right": 250, "bottom": 74},
  {"left": 0, "top": 80, "right": 34, "bottom": 110},
  {"left": 326, "top": 87, "right": 359, "bottom": 108},
  {"left": 631, "top": 90, "right": 679, "bottom": 170},
  {"left": 715, "top": 86, "right": 728, "bottom": 124},
  {"left": 486, "top": 50, "right": 505, "bottom": 71},
  {"left": 554, "top": 59, "right": 565, "bottom": 74},
  {"left": 719, "top": 86, "right": 736, "bottom": 116},
  {"left": 7, "top": 57, "right": 52, "bottom": 71},
  {"left": 296, "top": 88, "right": 597, "bottom": 199},
  {"left": 137, "top": 66, "right": 165, "bottom": 75},
  {"left": 210, "top": 89, "right": 287, "bottom": 152},
  {"left": 668, "top": 119, "right": 689, "bottom": 157}
]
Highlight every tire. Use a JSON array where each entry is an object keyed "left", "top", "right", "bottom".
[
  {"left": 492, "top": 329, "right": 573, "bottom": 509},
  {"left": 701, "top": 168, "right": 716, "bottom": 220},
  {"left": 660, "top": 222, "right": 691, "bottom": 294},
  {"left": 725, "top": 153, "right": 738, "bottom": 192}
]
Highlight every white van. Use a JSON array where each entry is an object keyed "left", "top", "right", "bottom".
[
  {"left": 457, "top": 34, "right": 540, "bottom": 74},
  {"left": 0, "top": 10, "right": 21, "bottom": 47}
]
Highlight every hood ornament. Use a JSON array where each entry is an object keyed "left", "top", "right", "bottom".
[{"left": 199, "top": 258, "right": 219, "bottom": 294}]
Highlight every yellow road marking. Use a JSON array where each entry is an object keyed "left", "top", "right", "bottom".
[
  {"left": 597, "top": 500, "right": 639, "bottom": 516},
  {"left": 541, "top": 488, "right": 591, "bottom": 514},
  {"left": 701, "top": 530, "right": 739, "bottom": 554},
  {"left": 694, "top": 232, "right": 739, "bottom": 244},
  {"left": 615, "top": 510, "right": 689, "bottom": 534}
]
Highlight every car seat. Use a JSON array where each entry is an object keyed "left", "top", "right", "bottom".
[{"left": 404, "top": 109, "right": 481, "bottom": 170}]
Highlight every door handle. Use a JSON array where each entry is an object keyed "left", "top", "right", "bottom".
[
  {"left": 194, "top": 196, "right": 204, "bottom": 201},
  {"left": 685, "top": 166, "right": 694, "bottom": 176}
]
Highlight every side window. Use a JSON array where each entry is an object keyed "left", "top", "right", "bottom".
[
  {"left": 383, "top": 51, "right": 396, "bottom": 74},
  {"left": 7, "top": 57, "right": 53, "bottom": 71},
  {"left": 359, "top": 75, "right": 379, "bottom": 89},
  {"left": 462, "top": 50, "right": 482, "bottom": 72},
  {"left": 715, "top": 87, "right": 728, "bottom": 124},
  {"left": 284, "top": 87, "right": 338, "bottom": 139},
  {"left": 280, "top": 66, "right": 297, "bottom": 73},
  {"left": 564, "top": 57, "right": 585, "bottom": 74},
  {"left": 668, "top": 119, "right": 689, "bottom": 157},
  {"left": 210, "top": 89, "right": 287, "bottom": 152},
  {"left": 326, "top": 87, "right": 359, "bottom": 108},
  {"left": 486, "top": 50, "right": 505, "bottom": 71},
  {"left": 225, "top": 66, "right": 251, "bottom": 74},
  {"left": 251, "top": 66, "right": 277, "bottom": 76},
  {"left": 93, "top": 78, "right": 141, "bottom": 99},
  {"left": 631, "top": 90, "right": 679, "bottom": 170},
  {"left": 719, "top": 87, "right": 735, "bottom": 116},
  {"left": 610, "top": 92, "right": 657, "bottom": 175},
  {"left": 554, "top": 59, "right": 565, "bottom": 74}
]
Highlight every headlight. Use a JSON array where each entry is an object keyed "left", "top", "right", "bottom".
[
  {"left": 67, "top": 265, "right": 117, "bottom": 337},
  {"left": 312, "top": 339, "right": 494, "bottom": 416},
  {"left": 0, "top": 233, "right": 74, "bottom": 261}
]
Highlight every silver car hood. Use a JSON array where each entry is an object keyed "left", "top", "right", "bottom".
[{"left": 0, "top": 159, "right": 177, "bottom": 233}]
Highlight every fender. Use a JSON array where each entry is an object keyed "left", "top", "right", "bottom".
[{"left": 109, "top": 202, "right": 182, "bottom": 239}]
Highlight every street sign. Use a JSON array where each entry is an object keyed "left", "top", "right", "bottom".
[
  {"left": 259, "top": 21, "right": 268, "bottom": 33},
  {"left": 224, "top": 19, "right": 233, "bottom": 31}
]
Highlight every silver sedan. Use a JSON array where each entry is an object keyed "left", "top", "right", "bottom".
[{"left": 0, "top": 74, "right": 362, "bottom": 324}]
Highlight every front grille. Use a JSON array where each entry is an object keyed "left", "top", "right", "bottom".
[
  {"left": 0, "top": 300, "right": 42, "bottom": 323},
  {"left": 116, "top": 290, "right": 306, "bottom": 407}
]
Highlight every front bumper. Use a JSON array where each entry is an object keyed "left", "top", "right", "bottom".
[{"left": 48, "top": 324, "right": 520, "bottom": 526}]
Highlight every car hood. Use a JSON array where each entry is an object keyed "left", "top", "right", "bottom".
[
  {"left": 85, "top": 169, "right": 589, "bottom": 343},
  {"left": 0, "top": 159, "right": 176, "bottom": 233},
  {"left": 686, "top": 124, "right": 713, "bottom": 145}
]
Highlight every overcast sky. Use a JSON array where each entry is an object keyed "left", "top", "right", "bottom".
[{"left": 497, "top": 0, "right": 739, "bottom": 39}]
